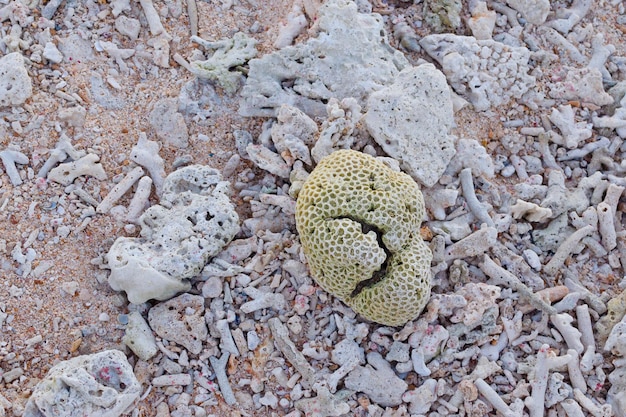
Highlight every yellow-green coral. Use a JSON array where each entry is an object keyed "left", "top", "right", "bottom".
[{"left": 295, "top": 150, "right": 432, "bottom": 326}]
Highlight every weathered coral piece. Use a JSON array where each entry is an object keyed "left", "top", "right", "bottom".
[
  {"left": 344, "top": 352, "right": 408, "bottom": 406},
  {"left": 122, "top": 311, "right": 158, "bottom": 361},
  {"left": 420, "top": 34, "right": 535, "bottom": 111},
  {"left": 0, "top": 52, "right": 32, "bottom": 107},
  {"left": 23, "top": 350, "right": 140, "bottom": 417},
  {"left": 239, "top": 0, "right": 408, "bottom": 117},
  {"left": 148, "top": 293, "right": 208, "bottom": 354},
  {"left": 295, "top": 150, "right": 432, "bottom": 326},
  {"left": 190, "top": 32, "right": 258, "bottom": 94},
  {"left": 364, "top": 64, "right": 456, "bottom": 187},
  {"left": 149, "top": 98, "right": 189, "bottom": 149},
  {"left": 47, "top": 153, "right": 108, "bottom": 185},
  {"left": 106, "top": 165, "right": 239, "bottom": 304},
  {"left": 505, "top": 0, "right": 550, "bottom": 25}
]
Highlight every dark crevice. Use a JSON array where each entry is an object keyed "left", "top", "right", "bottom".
[{"left": 334, "top": 216, "right": 391, "bottom": 298}]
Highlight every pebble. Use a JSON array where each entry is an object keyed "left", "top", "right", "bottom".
[{"left": 152, "top": 373, "right": 192, "bottom": 387}]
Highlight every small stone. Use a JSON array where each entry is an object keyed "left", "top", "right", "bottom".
[
  {"left": 115, "top": 15, "right": 141, "bottom": 40},
  {"left": 385, "top": 341, "right": 410, "bottom": 363},
  {"left": 148, "top": 293, "right": 208, "bottom": 355},
  {"left": 122, "top": 311, "right": 158, "bottom": 361},
  {"left": 43, "top": 42, "right": 64, "bottom": 64},
  {"left": 61, "top": 281, "right": 79, "bottom": 296},
  {"left": 202, "top": 276, "right": 223, "bottom": 298}
]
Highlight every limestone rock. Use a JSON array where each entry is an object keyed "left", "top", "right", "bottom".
[
  {"left": 344, "top": 352, "right": 408, "bottom": 407},
  {"left": 148, "top": 293, "right": 208, "bottom": 355},
  {"left": 364, "top": 64, "right": 455, "bottom": 187},
  {"left": 23, "top": 350, "right": 140, "bottom": 417},
  {"left": 506, "top": 0, "right": 550, "bottom": 25},
  {"left": 149, "top": 98, "right": 189, "bottom": 149},
  {"left": 239, "top": 0, "right": 408, "bottom": 118},
  {"left": 106, "top": 165, "right": 239, "bottom": 304},
  {"left": 420, "top": 34, "right": 535, "bottom": 111},
  {"left": 0, "top": 52, "right": 32, "bottom": 107}
]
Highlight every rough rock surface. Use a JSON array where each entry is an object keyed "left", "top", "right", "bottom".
[
  {"left": 148, "top": 98, "right": 190, "bottom": 149},
  {"left": 344, "top": 352, "right": 408, "bottom": 407},
  {"left": 23, "top": 350, "right": 140, "bottom": 417},
  {"left": 148, "top": 293, "right": 208, "bottom": 355},
  {"left": 420, "top": 34, "right": 535, "bottom": 111},
  {"left": 106, "top": 165, "right": 239, "bottom": 304},
  {"left": 239, "top": 0, "right": 408, "bottom": 117},
  {"left": 295, "top": 150, "right": 432, "bottom": 326},
  {"left": 364, "top": 64, "right": 456, "bottom": 187},
  {"left": 0, "top": 52, "right": 33, "bottom": 107}
]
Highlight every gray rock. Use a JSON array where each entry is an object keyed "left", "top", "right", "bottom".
[
  {"left": 106, "top": 165, "right": 240, "bottom": 304},
  {"left": 239, "top": 0, "right": 408, "bottom": 118},
  {"left": 344, "top": 352, "right": 408, "bottom": 407},
  {"left": 364, "top": 64, "right": 455, "bottom": 187},
  {"left": 148, "top": 293, "right": 208, "bottom": 355},
  {"left": 149, "top": 98, "right": 189, "bottom": 148},
  {"left": 0, "top": 52, "right": 32, "bottom": 107},
  {"left": 24, "top": 350, "right": 140, "bottom": 417}
]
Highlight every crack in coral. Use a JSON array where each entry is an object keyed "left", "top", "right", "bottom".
[{"left": 335, "top": 216, "right": 391, "bottom": 298}]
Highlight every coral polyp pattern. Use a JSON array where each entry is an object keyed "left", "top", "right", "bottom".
[{"left": 295, "top": 150, "right": 432, "bottom": 326}]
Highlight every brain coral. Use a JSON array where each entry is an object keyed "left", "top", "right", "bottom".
[{"left": 295, "top": 150, "right": 432, "bottom": 326}]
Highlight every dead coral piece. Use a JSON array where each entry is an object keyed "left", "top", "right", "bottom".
[{"left": 240, "top": 0, "right": 407, "bottom": 117}]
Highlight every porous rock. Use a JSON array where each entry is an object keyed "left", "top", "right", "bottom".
[
  {"left": 424, "top": 0, "right": 462, "bottom": 32},
  {"left": 239, "top": 0, "right": 408, "bottom": 118},
  {"left": 23, "top": 350, "right": 140, "bottom": 417},
  {"left": 148, "top": 293, "right": 208, "bottom": 355},
  {"left": 547, "top": 67, "right": 613, "bottom": 107},
  {"left": 505, "top": 0, "right": 550, "bottom": 25},
  {"left": 420, "top": 34, "right": 535, "bottom": 111},
  {"left": 295, "top": 150, "right": 432, "bottom": 326},
  {"left": 344, "top": 352, "right": 408, "bottom": 407},
  {"left": 190, "top": 32, "right": 258, "bottom": 94},
  {"left": 149, "top": 98, "right": 189, "bottom": 148},
  {"left": 364, "top": 64, "right": 456, "bottom": 187},
  {"left": 445, "top": 138, "right": 494, "bottom": 178},
  {"left": 0, "top": 52, "right": 33, "bottom": 107},
  {"left": 106, "top": 165, "right": 239, "bottom": 304},
  {"left": 47, "top": 153, "right": 108, "bottom": 185}
]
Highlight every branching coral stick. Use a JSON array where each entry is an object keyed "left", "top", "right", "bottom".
[
  {"left": 186, "top": 0, "right": 198, "bottom": 36},
  {"left": 480, "top": 255, "right": 556, "bottom": 315},
  {"left": 138, "top": 0, "right": 170, "bottom": 38},
  {"left": 550, "top": 313, "right": 584, "bottom": 353},
  {"left": 544, "top": 225, "right": 596, "bottom": 275},
  {"left": 567, "top": 349, "right": 587, "bottom": 393},
  {"left": 475, "top": 378, "right": 515, "bottom": 417},
  {"left": 525, "top": 345, "right": 572, "bottom": 417},
  {"left": 576, "top": 304, "right": 596, "bottom": 349},
  {"left": 209, "top": 353, "right": 236, "bottom": 405},
  {"left": 96, "top": 166, "right": 145, "bottom": 214},
  {"left": 268, "top": 317, "right": 316, "bottom": 388},
  {"left": 460, "top": 168, "right": 494, "bottom": 227},
  {"left": 597, "top": 202, "right": 617, "bottom": 251}
]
